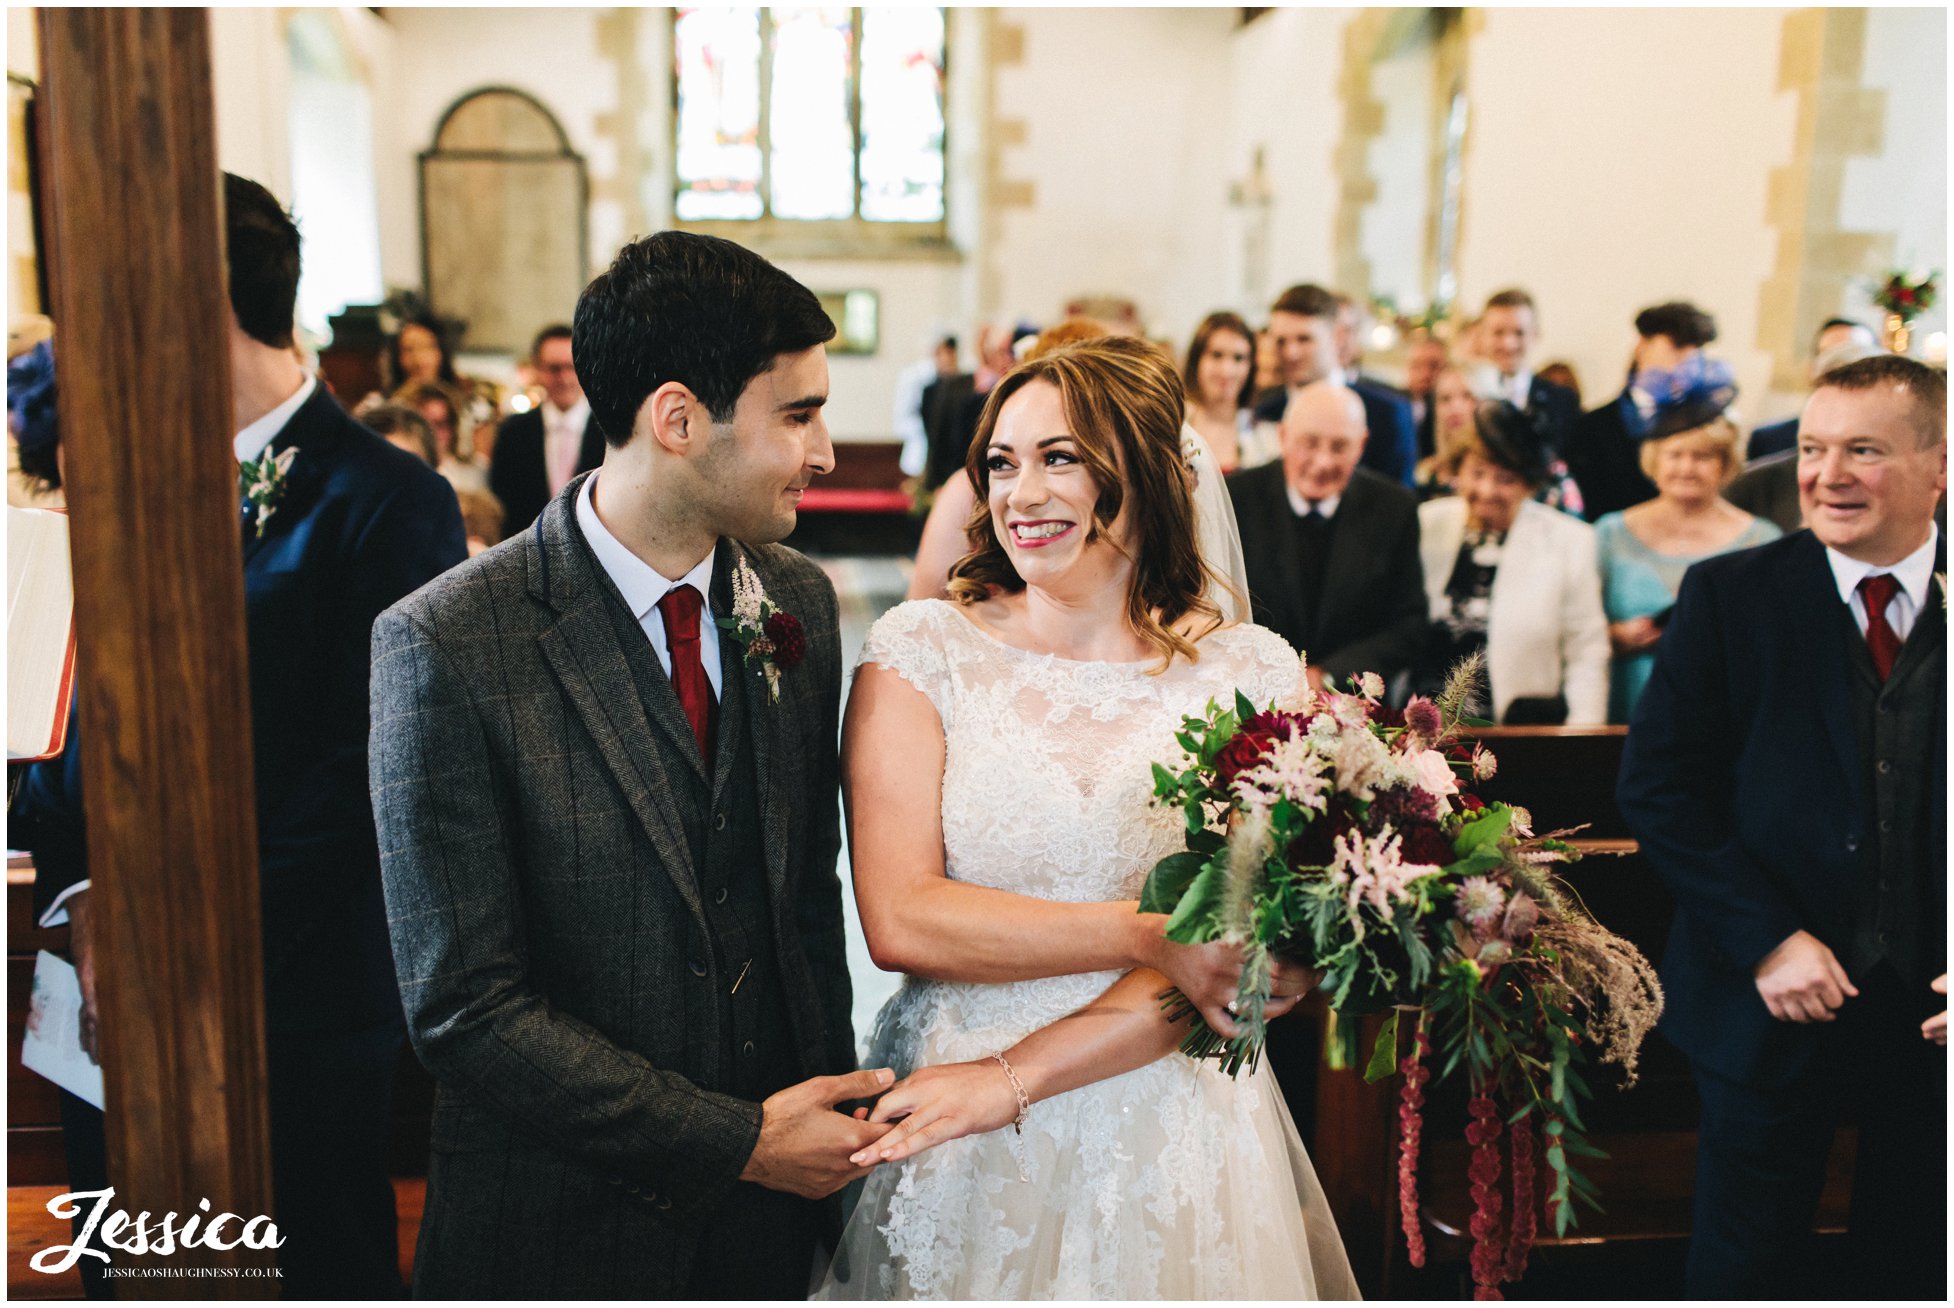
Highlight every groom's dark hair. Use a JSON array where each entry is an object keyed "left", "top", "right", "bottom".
[
  {"left": 573, "top": 231, "right": 836, "bottom": 446},
  {"left": 224, "top": 173, "right": 302, "bottom": 350}
]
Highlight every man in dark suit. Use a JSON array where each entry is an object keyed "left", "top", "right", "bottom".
[
  {"left": 1746, "top": 319, "right": 1880, "bottom": 460},
  {"left": 370, "top": 231, "right": 884, "bottom": 1298},
  {"left": 1251, "top": 283, "right": 1417, "bottom": 486},
  {"left": 1619, "top": 354, "right": 1946, "bottom": 1300},
  {"left": 13, "top": 174, "right": 468, "bottom": 1295},
  {"left": 1479, "top": 288, "right": 1579, "bottom": 455},
  {"left": 1566, "top": 301, "right": 1719, "bottom": 520},
  {"left": 489, "top": 323, "right": 606, "bottom": 537},
  {"left": 1228, "top": 380, "right": 1426, "bottom": 692}
]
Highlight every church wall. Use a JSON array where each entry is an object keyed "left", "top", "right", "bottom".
[{"left": 1452, "top": 7, "right": 1800, "bottom": 432}]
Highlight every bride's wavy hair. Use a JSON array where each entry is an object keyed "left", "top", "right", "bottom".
[{"left": 946, "top": 336, "right": 1224, "bottom": 671}]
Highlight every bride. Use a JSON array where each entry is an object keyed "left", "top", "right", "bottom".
[{"left": 817, "top": 338, "right": 1357, "bottom": 1300}]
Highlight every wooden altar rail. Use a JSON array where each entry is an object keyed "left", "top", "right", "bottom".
[{"left": 1311, "top": 725, "right": 1855, "bottom": 1298}]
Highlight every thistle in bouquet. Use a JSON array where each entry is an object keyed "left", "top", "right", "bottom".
[{"left": 1141, "top": 655, "right": 1663, "bottom": 1293}]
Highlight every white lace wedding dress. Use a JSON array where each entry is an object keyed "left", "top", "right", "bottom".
[{"left": 815, "top": 600, "right": 1358, "bottom": 1301}]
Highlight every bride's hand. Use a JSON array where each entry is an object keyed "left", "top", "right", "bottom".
[
  {"left": 1141, "top": 917, "right": 1312, "bottom": 1037},
  {"left": 846, "top": 1060, "right": 1022, "bottom": 1167}
]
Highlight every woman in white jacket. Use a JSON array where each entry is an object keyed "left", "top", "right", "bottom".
[{"left": 1414, "top": 402, "right": 1611, "bottom": 724}]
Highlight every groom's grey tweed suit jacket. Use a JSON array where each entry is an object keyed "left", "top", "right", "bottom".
[{"left": 369, "top": 473, "right": 855, "bottom": 1297}]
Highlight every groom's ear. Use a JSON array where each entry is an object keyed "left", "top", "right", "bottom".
[{"left": 642, "top": 381, "right": 706, "bottom": 457}]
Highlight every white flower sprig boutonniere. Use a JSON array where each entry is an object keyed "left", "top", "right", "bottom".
[
  {"left": 716, "top": 556, "right": 806, "bottom": 705},
  {"left": 239, "top": 446, "right": 300, "bottom": 540}
]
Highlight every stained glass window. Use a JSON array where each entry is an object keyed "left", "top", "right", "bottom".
[{"left": 672, "top": 7, "right": 946, "bottom": 229}]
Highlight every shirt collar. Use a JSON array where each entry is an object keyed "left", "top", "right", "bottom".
[
  {"left": 1292, "top": 366, "right": 1349, "bottom": 393},
  {"left": 1284, "top": 484, "right": 1341, "bottom": 520},
  {"left": 232, "top": 374, "right": 317, "bottom": 464},
  {"left": 544, "top": 396, "right": 590, "bottom": 432},
  {"left": 1825, "top": 523, "right": 1941, "bottom": 610},
  {"left": 575, "top": 471, "right": 716, "bottom": 619}
]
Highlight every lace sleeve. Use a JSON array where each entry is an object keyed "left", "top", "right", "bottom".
[
  {"left": 857, "top": 600, "right": 956, "bottom": 730},
  {"left": 1226, "top": 623, "right": 1312, "bottom": 713}
]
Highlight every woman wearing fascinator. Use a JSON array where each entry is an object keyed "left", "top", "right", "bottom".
[
  {"left": 1593, "top": 375, "right": 1780, "bottom": 721},
  {"left": 819, "top": 336, "right": 1354, "bottom": 1299},
  {"left": 1413, "top": 400, "right": 1612, "bottom": 725}
]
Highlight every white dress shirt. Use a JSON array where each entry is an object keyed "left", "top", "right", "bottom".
[
  {"left": 576, "top": 472, "right": 723, "bottom": 697},
  {"left": 233, "top": 374, "right": 316, "bottom": 465},
  {"left": 1498, "top": 368, "right": 1534, "bottom": 410},
  {"left": 42, "top": 375, "right": 324, "bottom": 928},
  {"left": 1283, "top": 486, "right": 1342, "bottom": 520},
  {"left": 544, "top": 396, "right": 592, "bottom": 497},
  {"left": 1826, "top": 524, "right": 1941, "bottom": 644}
]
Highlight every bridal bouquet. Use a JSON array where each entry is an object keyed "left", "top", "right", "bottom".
[{"left": 1142, "top": 657, "right": 1662, "bottom": 1298}]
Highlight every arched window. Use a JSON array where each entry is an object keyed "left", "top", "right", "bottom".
[
  {"left": 419, "top": 88, "right": 588, "bottom": 353},
  {"left": 672, "top": 7, "right": 947, "bottom": 248}
]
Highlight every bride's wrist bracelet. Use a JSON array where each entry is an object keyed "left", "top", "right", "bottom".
[{"left": 990, "top": 1052, "right": 1031, "bottom": 1134}]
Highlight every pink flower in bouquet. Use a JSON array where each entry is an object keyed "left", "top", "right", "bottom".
[
  {"left": 1325, "top": 692, "right": 1373, "bottom": 730},
  {"left": 1500, "top": 891, "right": 1540, "bottom": 943},
  {"left": 1356, "top": 671, "right": 1387, "bottom": 701},
  {"left": 1472, "top": 743, "right": 1498, "bottom": 782},
  {"left": 1230, "top": 726, "right": 1332, "bottom": 813},
  {"left": 1407, "top": 745, "right": 1461, "bottom": 804},
  {"left": 1330, "top": 825, "right": 1442, "bottom": 915},
  {"left": 1456, "top": 875, "right": 1507, "bottom": 934}
]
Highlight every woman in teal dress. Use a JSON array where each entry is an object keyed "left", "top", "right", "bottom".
[{"left": 1595, "top": 396, "right": 1780, "bottom": 721}]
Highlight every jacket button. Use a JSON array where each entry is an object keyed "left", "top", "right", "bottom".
[
  {"left": 714, "top": 812, "right": 728, "bottom": 832},
  {"left": 656, "top": 1195, "right": 673, "bottom": 1211},
  {"left": 713, "top": 887, "right": 728, "bottom": 906},
  {"left": 689, "top": 960, "right": 707, "bottom": 978},
  {"left": 1846, "top": 837, "right": 1862, "bottom": 853},
  {"left": 1878, "top": 759, "right": 1893, "bottom": 775},
  {"left": 1880, "top": 818, "right": 1893, "bottom": 834},
  {"left": 742, "top": 1040, "right": 756, "bottom": 1058}
]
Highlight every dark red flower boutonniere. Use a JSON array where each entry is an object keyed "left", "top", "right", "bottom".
[{"left": 717, "top": 556, "right": 805, "bottom": 704}]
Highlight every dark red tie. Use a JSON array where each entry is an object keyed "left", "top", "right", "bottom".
[
  {"left": 656, "top": 584, "right": 716, "bottom": 765},
  {"left": 1858, "top": 573, "right": 1902, "bottom": 682}
]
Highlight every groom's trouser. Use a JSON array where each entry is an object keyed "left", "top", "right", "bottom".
[{"left": 1686, "top": 962, "right": 1945, "bottom": 1300}]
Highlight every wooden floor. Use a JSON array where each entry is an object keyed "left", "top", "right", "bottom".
[{"left": 7, "top": 1179, "right": 425, "bottom": 1299}]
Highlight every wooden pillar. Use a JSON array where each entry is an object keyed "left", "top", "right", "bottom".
[{"left": 35, "top": 7, "right": 274, "bottom": 1288}]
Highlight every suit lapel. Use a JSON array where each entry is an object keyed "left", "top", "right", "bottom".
[
  {"left": 241, "top": 387, "right": 335, "bottom": 565},
  {"left": 1315, "top": 476, "right": 1370, "bottom": 643},
  {"left": 1250, "top": 468, "right": 1307, "bottom": 637},
  {"left": 530, "top": 487, "right": 704, "bottom": 914},
  {"left": 715, "top": 543, "right": 791, "bottom": 900},
  {"left": 1776, "top": 533, "right": 1862, "bottom": 786}
]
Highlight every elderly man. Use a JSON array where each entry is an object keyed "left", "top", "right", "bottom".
[
  {"left": 1250, "top": 283, "right": 1417, "bottom": 485},
  {"left": 1619, "top": 354, "right": 1946, "bottom": 1299},
  {"left": 1228, "top": 380, "right": 1426, "bottom": 695}
]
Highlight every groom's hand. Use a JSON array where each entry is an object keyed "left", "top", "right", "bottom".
[{"left": 740, "top": 1068, "right": 897, "bottom": 1199}]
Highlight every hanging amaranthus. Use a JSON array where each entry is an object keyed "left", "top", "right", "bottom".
[
  {"left": 1396, "top": 1024, "right": 1432, "bottom": 1267},
  {"left": 1466, "top": 1095, "right": 1506, "bottom": 1299},
  {"left": 1504, "top": 1114, "right": 1537, "bottom": 1284}
]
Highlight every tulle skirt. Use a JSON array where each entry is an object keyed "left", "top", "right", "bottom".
[{"left": 813, "top": 974, "right": 1360, "bottom": 1301}]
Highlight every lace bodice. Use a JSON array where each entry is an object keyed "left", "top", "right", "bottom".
[{"left": 860, "top": 599, "right": 1308, "bottom": 908}]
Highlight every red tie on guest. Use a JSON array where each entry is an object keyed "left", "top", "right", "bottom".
[
  {"left": 657, "top": 584, "right": 717, "bottom": 765},
  {"left": 1858, "top": 572, "right": 1902, "bottom": 682}
]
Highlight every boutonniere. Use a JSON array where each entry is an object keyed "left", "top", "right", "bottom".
[
  {"left": 239, "top": 446, "right": 299, "bottom": 540},
  {"left": 716, "top": 556, "right": 806, "bottom": 704},
  {"left": 1936, "top": 572, "right": 1947, "bottom": 611}
]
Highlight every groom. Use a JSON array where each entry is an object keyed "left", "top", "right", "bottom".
[{"left": 370, "top": 231, "right": 887, "bottom": 1298}]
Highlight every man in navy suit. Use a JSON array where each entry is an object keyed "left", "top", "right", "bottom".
[
  {"left": 13, "top": 174, "right": 468, "bottom": 1295},
  {"left": 1251, "top": 283, "right": 1417, "bottom": 485},
  {"left": 1619, "top": 354, "right": 1946, "bottom": 1300},
  {"left": 489, "top": 323, "right": 606, "bottom": 537},
  {"left": 1478, "top": 288, "right": 1579, "bottom": 456},
  {"left": 1746, "top": 318, "right": 1879, "bottom": 461}
]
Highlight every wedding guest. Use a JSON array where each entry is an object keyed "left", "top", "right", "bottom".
[
  {"left": 1536, "top": 360, "right": 1583, "bottom": 409},
  {"left": 1477, "top": 288, "right": 1579, "bottom": 454},
  {"left": 454, "top": 486, "right": 505, "bottom": 556},
  {"left": 387, "top": 314, "right": 459, "bottom": 391},
  {"left": 1748, "top": 319, "right": 1879, "bottom": 460},
  {"left": 1619, "top": 354, "right": 1946, "bottom": 1299},
  {"left": 1228, "top": 379, "right": 1426, "bottom": 693},
  {"left": 1415, "top": 362, "right": 1488, "bottom": 499},
  {"left": 1565, "top": 300, "right": 1721, "bottom": 520},
  {"left": 1251, "top": 283, "right": 1417, "bottom": 486},
  {"left": 1413, "top": 401, "right": 1610, "bottom": 724},
  {"left": 894, "top": 333, "right": 959, "bottom": 479},
  {"left": 1594, "top": 402, "right": 1780, "bottom": 721},
  {"left": 400, "top": 378, "right": 489, "bottom": 493},
  {"left": 15, "top": 173, "right": 467, "bottom": 1295},
  {"left": 489, "top": 323, "right": 605, "bottom": 536},
  {"left": 1182, "top": 310, "right": 1264, "bottom": 473},
  {"left": 361, "top": 400, "right": 440, "bottom": 466},
  {"left": 1404, "top": 331, "right": 1449, "bottom": 456}
]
